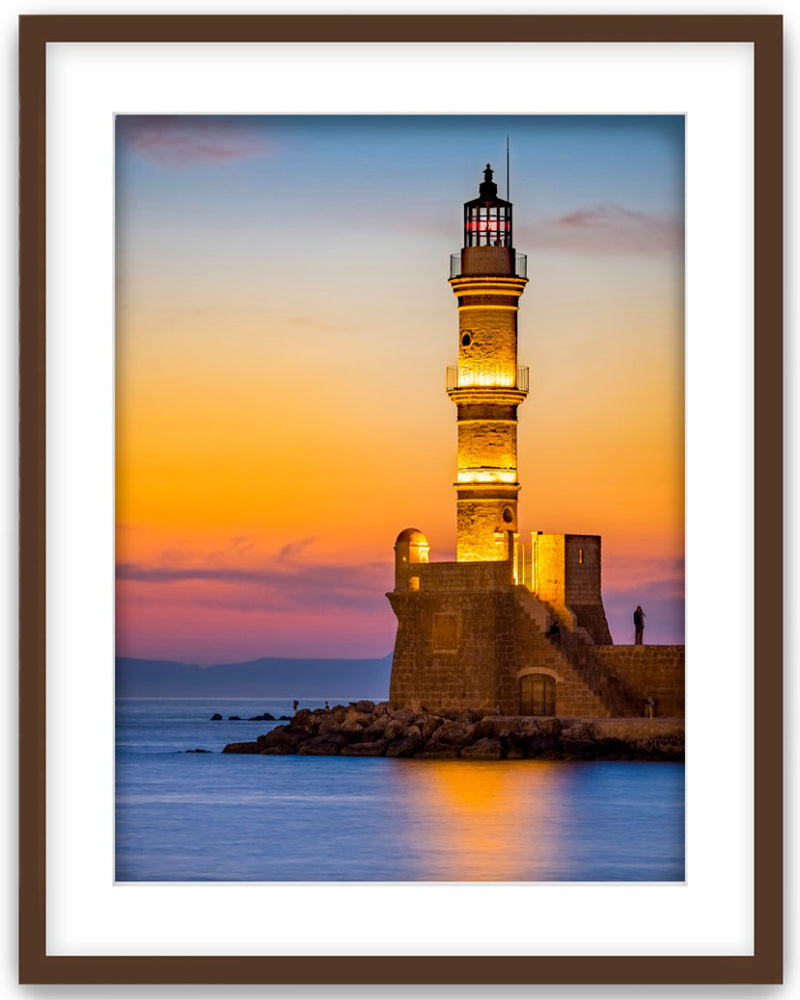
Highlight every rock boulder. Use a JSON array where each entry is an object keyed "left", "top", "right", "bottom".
[{"left": 219, "top": 704, "right": 683, "bottom": 761}]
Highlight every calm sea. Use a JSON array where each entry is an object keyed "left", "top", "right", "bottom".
[{"left": 116, "top": 698, "right": 685, "bottom": 882}]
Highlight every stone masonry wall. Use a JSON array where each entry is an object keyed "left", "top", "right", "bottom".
[
  {"left": 457, "top": 419, "right": 517, "bottom": 471},
  {"left": 415, "top": 559, "right": 513, "bottom": 591},
  {"left": 388, "top": 589, "right": 514, "bottom": 715},
  {"left": 531, "top": 534, "right": 611, "bottom": 644},
  {"left": 592, "top": 646, "right": 685, "bottom": 718},
  {"left": 564, "top": 536, "right": 601, "bottom": 605},
  {"left": 459, "top": 246, "right": 515, "bottom": 276},
  {"left": 394, "top": 553, "right": 512, "bottom": 593},
  {"left": 388, "top": 580, "right": 634, "bottom": 718},
  {"left": 456, "top": 498, "right": 517, "bottom": 560},
  {"left": 458, "top": 305, "right": 517, "bottom": 379},
  {"left": 387, "top": 565, "right": 683, "bottom": 718},
  {"left": 509, "top": 589, "right": 615, "bottom": 717}
]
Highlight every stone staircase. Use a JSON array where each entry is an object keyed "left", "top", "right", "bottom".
[
  {"left": 568, "top": 602, "right": 613, "bottom": 645},
  {"left": 513, "top": 587, "right": 640, "bottom": 718}
]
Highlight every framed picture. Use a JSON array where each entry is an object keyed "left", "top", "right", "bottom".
[{"left": 19, "top": 14, "right": 782, "bottom": 986}]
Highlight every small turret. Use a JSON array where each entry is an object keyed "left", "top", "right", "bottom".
[{"left": 394, "top": 528, "right": 429, "bottom": 590}]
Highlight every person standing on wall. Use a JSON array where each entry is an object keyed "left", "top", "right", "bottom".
[{"left": 634, "top": 605, "right": 646, "bottom": 645}]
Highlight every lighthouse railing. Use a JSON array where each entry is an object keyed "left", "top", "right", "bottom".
[{"left": 446, "top": 365, "right": 529, "bottom": 392}]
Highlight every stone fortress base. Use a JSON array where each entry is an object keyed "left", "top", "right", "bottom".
[{"left": 387, "top": 529, "right": 684, "bottom": 719}]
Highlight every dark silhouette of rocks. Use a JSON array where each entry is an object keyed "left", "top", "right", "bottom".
[
  {"left": 185, "top": 748, "right": 211, "bottom": 753},
  {"left": 210, "top": 713, "right": 223, "bottom": 721},
  {"left": 460, "top": 738, "right": 503, "bottom": 760},
  {"left": 221, "top": 702, "right": 684, "bottom": 761}
]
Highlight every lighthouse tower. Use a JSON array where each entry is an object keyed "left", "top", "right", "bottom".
[
  {"left": 447, "top": 165, "right": 529, "bottom": 562},
  {"left": 386, "top": 162, "right": 641, "bottom": 720}
]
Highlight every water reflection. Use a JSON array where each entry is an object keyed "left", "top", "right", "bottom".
[
  {"left": 116, "top": 699, "right": 684, "bottom": 881},
  {"left": 397, "top": 760, "right": 568, "bottom": 881}
]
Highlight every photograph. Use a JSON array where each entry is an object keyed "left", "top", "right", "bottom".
[{"left": 114, "top": 113, "right": 685, "bottom": 883}]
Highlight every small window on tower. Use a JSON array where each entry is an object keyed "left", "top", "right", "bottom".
[
  {"left": 461, "top": 333, "right": 472, "bottom": 347},
  {"left": 579, "top": 548, "right": 584, "bottom": 564}
]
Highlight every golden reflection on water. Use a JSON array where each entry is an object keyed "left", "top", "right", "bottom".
[{"left": 399, "top": 760, "right": 569, "bottom": 881}]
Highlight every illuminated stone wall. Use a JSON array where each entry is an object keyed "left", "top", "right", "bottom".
[
  {"left": 449, "top": 271, "right": 527, "bottom": 562},
  {"left": 532, "top": 533, "right": 612, "bottom": 644},
  {"left": 592, "top": 646, "right": 685, "bottom": 718},
  {"left": 387, "top": 570, "right": 682, "bottom": 717},
  {"left": 387, "top": 588, "right": 517, "bottom": 715},
  {"left": 457, "top": 419, "right": 517, "bottom": 472},
  {"left": 389, "top": 560, "right": 515, "bottom": 713},
  {"left": 503, "top": 590, "right": 617, "bottom": 717},
  {"left": 458, "top": 306, "right": 518, "bottom": 378},
  {"left": 532, "top": 533, "right": 565, "bottom": 605},
  {"left": 455, "top": 496, "right": 516, "bottom": 561},
  {"left": 459, "top": 245, "right": 515, "bottom": 277},
  {"left": 393, "top": 555, "right": 513, "bottom": 594}
]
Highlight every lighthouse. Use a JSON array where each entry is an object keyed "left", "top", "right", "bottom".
[
  {"left": 385, "top": 163, "right": 675, "bottom": 721},
  {"left": 448, "top": 164, "right": 529, "bottom": 562}
]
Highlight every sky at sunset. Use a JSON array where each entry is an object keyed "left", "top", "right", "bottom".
[{"left": 115, "top": 115, "right": 684, "bottom": 664}]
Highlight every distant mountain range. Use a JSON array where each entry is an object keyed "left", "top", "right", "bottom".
[{"left": 115, "top": 654, "right": 393, "bottom": 700}]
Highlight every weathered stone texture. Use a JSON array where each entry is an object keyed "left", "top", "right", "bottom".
[
  {"left": 458, "top": 306, "right": 518, "bottom": 372},
  {"left": 592, "top": 646, "right": 685, "bottom": 718},
  {"left": 387, "top": 587, "right": 509, "bottom": 714},
  {"left": 532, "top": 533, "right": 565, "bottom": 607},
  {"left": 512, "top": 589, "right": 615, "bottom": 718},
  {"left": 458, "top": 246, "right": 516, "bottom": 277},
  {"left": 457, "top": 419, "right": 517, "bottom": 471},
  {"left": 447, "top": 266, "right": 527, "bottom": 563},
  {"left": 395, "top": 558, "right": 513, "bottom": 594},
  {"left": 456, "top": 499, "right": 517, "bottom": 561},
  {"left": 387, "top": 577, "right": 684, "bottom": 719},
  {"left": 530, "top": 534, "right": 612, "bottom": 644}
]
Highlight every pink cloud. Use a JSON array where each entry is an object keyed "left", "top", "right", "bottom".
[
  {"left": 602, "top": 553, "right": 684, "bottom": 594},
  {"left": 117, "top": 116, "right": 269, "bottom": 168},
  {"left": 525, "top": 204, "right": 683, "bottom": 257},
  {"left": 115, "top": 533, "right": 393, "bottom": 617}
]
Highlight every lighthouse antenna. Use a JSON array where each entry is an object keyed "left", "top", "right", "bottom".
[{"left": 506, "top": 136, "right": 510, "bottom": 201}]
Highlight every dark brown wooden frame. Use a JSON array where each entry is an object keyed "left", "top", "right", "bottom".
[{"left": 19, "top": 14, "right": 783, "bottom": 986}]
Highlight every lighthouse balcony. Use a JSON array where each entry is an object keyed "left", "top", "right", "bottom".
[
  {"left": 446, "top": 365, "right": 529, "bottom": 393},
  {"left": 450, "top": 249, "right": 527, "bottom": 279}
]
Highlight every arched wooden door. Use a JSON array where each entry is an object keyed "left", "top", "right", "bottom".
[{"left": 520, "top": 673, "right": 555, "bottom": 716}]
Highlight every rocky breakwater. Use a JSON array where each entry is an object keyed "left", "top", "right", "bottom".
[{"left": 222, "top": 702, "right": 684, "bottom": 761}]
